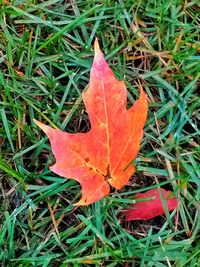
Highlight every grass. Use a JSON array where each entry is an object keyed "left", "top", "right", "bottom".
[{"left": 0, "top": 0, "right": 200, "bottom": 266}]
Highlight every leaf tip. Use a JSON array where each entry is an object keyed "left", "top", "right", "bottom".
[
  {"left": 94, "top": 38, "right": 104, "bottom": 60},
  {"left": 94, "top": 38, "right": 101, "bottom": 53},
  {"left": 33, "top": 119, "right": 50, "bottom": 134},
  {"left": 74, "top": 199, "right": 89, "bottom": 206},
  {"left": 137, "top": 82, "right": 147, "bottom": 100}
]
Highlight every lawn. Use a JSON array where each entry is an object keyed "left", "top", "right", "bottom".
[{"left": 0, "top": 0, "right": 200, "bottom": 266}]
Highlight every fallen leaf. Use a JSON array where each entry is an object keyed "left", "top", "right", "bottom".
[
  {"left": 34, "top": 39, "right": 148, "bottom": 206},
  {"left": 124, "top": 188, "right": 178, "bottom": 221}
]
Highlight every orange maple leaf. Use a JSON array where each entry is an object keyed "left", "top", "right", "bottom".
[{"left": 34, "top": 39, "right": 148, "bottom": 206}]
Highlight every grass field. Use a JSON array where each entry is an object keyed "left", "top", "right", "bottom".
[{"left": 0, "top": 0, "right": 200, "bottom": 266}]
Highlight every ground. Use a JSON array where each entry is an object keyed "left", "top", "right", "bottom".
[{"left": 0, "top": 1, "right": 200, "bottom": 266}]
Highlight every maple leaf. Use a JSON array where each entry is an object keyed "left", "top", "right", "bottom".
[
  {"left": 34, "top": 39, "right": 148, "bottom": 206},
  {"left": 124, "top": 188, "right": 178, "bottom": 221}
]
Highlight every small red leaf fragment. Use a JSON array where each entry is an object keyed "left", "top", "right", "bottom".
[
  {"left": 34, "top": 39, "right": 148, "bottom": 206},
  {"left": 124, "top": 188, "right": 178, "bottom": 221}
]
